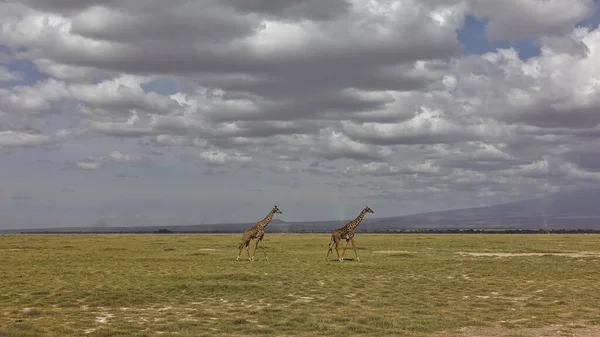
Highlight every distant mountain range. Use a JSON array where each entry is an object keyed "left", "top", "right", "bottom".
[{"left": 3, "top": 188, "right": 600, "bottom": 233}]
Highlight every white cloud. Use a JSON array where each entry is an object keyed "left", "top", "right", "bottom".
[
  {"left": 194, "top": 149, "right": 254, "bottom": 167},
  {"left": 72, "top": 150, "right": 148, "bottom": 170},
  {"left": 0, "top": 0, "right": 600, "bottom": 228},
  {"left": 0, "top": 130, "right": 72, "bottom": 148}
]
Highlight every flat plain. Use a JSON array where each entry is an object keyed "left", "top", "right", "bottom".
[{"left": 1, "top": 233, "right": 600, "bottom": 337}]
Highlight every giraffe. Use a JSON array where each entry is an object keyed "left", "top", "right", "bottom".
[
  {"left": 326, "top": 206, "right": 374, "bottom": 262},
  {"left": 236, "top": 205, "right": 282, "bottom": 261}
]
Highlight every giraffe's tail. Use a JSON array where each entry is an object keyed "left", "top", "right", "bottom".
[{"left": 327, "top": 235, "right": 333, "bottom": 252}]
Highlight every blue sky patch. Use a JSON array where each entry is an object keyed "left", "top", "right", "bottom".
[
  {"left": 456, "top": 14, "right": 541, "bottom": 60},
  {"left": 577, "top": 5, "right": 600, "bottom": 29},
  {"left": 0, "top": 45, "right": 49, "bottom": 87},
  {"left": 140, "top": 77, "right": 182, "bottom": 96}
]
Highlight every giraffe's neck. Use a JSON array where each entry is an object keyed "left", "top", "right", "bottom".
[
  {"left": 347, "top": 210, "right": 367, "bottom": 230},
  {"left": 256, "top": 211, "right": 275, "bottom": 230}
]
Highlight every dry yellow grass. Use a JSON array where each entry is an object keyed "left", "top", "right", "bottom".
[{"left": 1, "top": 233, "right": 600, "bottom": 336}]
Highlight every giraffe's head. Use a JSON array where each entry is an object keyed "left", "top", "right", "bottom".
[
  {"left": 364, "top": 206, "right": 374, "bottom": 214},
  {"left": 272, "top": 205, "right": 282, "bottom": 214}
]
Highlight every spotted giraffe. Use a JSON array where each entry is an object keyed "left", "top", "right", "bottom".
[
  {"left": 326, "top": 206, "right": 374, "bottom": 262},
  {"left": 236, "top": 205, "right": 282, "bottom": 261}
]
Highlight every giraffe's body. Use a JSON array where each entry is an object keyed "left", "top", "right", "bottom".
[
  {"left": 237, "top": 205, "right": 282, "bottom": 261},
  {"left": 326, "top": 206, "right": 374, "bottom": 262}
]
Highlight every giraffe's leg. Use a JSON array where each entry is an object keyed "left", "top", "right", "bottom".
[
  {"left": 334, "top": 238, "right": 342, "bottom": 262},
  {"left": 326, "top": 236, "right": 333, "bottom": 261},
  {"left": 350, "top": 238, "right": 360, "bottom": 262},
  {"left": 340, "top": 239, "right": 350, "bottom": 261},
  {"left": 237, "top": 240, "right": 248, "bottom": 261},
  {"left": 258, "top": 237, "right": 268, "bottom": 261},
  {"left": 245, "top": 241, "right": 252, "bottom": 261},
  {"left": 251, "top": 237, "right": 261, "bottom": 261}
]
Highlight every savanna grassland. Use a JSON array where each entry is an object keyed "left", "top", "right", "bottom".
[{"left": 1, "top": 233, "right": 600, "bottom": 337}]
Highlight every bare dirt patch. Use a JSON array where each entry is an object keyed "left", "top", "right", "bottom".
[
  {"left": 464, "top": 293, "right": 532, "bottom": 302},
  {"left": 288, "top": 294, "right": 313, "bottom": 303},
  {"left": 95, "top": 312, "right": 114, "bottom": 324},
  {"left": 456, "top": 251, "right": 600, "bottom": 258},
  {"left": 198, "top": 248, "right": 217, "bottom": 251}
]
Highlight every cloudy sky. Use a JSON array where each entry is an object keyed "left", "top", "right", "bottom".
[{"left": 1, "top": 0, "right": 600, "bottom": 229}]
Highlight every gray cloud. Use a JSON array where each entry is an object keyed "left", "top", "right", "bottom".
[
  {"left": 1, "top": 0, "right": 600, "bottom": 228},
  {"left": 467, "top": 0, "right": 596, "bottom": 42},
  {"left": 223, "top": 0, "right": 351, "bottom": 21},
  {"left": 70, "top": 3, "right": 259, "bottom": 44},
  {"left": 562, "top": 142, "right": 600, "bottom": 172}
]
